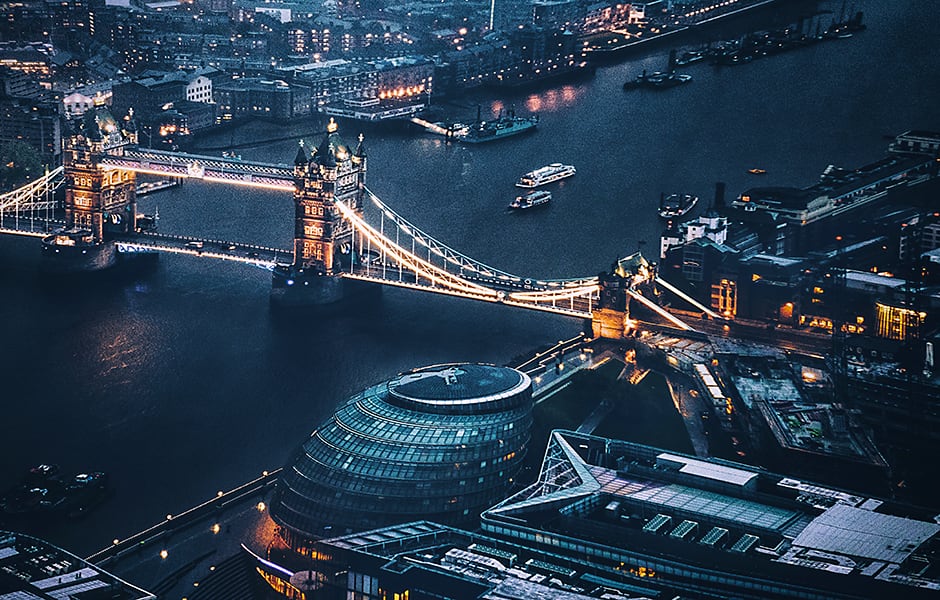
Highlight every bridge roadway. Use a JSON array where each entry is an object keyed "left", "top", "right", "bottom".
[
  {"left": 108, "top": 236, "right": 599, "bottom": 317},
  {"left": 99, "top": 149, "right": 295, "bottom": 192},
  {"left": 641, "top": 314, "right": 833, "bottom": 358},
  {"left": 111, "top": 232, "right": 287, "bottom": 267},
  {"left": 0, "top": 217, "right": 63, "bottom": 238},
  {"left": 345, "top": 264, "right": 596, "bottom": 318}
]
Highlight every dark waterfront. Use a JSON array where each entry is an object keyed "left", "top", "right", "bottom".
[{"left": 1, "top": 0, "right": 938, "bottom": 558}]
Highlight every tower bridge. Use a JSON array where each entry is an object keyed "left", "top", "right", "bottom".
[
  {"left": 0, "top": 105, "right": 697, "bottom": 335},
  {"left": 99, "top": 149, "right": 296, "bottom": 192}
]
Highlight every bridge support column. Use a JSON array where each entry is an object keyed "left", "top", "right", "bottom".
[
  {"left": 272, "top": 119, "right": 377, "bottom": 307},
  {"left": 590, "top": 266, "right": 632, "bottom": 339},
  {"left": 43, "top": 105, "right": 141, "bottom": 272},
  {"left": 592, "top": 307, "right": 630, "bottom": 340}
]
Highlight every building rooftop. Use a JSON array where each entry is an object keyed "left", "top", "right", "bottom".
[
  {"left": 388, "top": 363, "right": 529, "bottom": 410},
  {"left": 655, "top": 452, "right": 758, "bottom": 487},
  {"left": 725, "top": 355, "right": 887, "bottom": 466},
  {"left": 844, "top": 270, "right": 907, "bottom": 291},
  {"left": 0, "top": 531, "right": 155, "bottom": 599},
  {"left": 791, "top": 504, "right": 940, "bottom": 565},
  {"left": 257, "top": 521, "right": 611, "bottom": 600},
  {"left": 481, "top": 431, "right": 940, "bottom": 597},
  {"left": 270, "top": 363, "right": 533, "bottom": 541},
  {"left": 743, "top": 253, "right": 804, "bottom": 268}
]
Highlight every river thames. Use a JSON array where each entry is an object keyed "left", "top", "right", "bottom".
[{"left": 1, "top": 0, "right": 938, "bottom": 556}]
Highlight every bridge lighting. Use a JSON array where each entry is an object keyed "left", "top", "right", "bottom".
[{"left": 333, "top": 200, "right": 498, "bottom": 297}]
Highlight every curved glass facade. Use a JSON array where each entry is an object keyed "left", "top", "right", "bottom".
[{"left": 271, "top": 364, "right": 533, "bottom": 544}]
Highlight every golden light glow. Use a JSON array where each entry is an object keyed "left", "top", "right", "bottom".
[
  {"left": 876, "top": 303, "right": 926, "bottom": 340},
  {"left": 508, "top": 285, "right": 599, "bottom": 302},
  {"left": 211, "top": 523, "right": 221, "bottom": 534},
  {"left": 333, "top": 199, "right": 499, "bottom": 297},
  {"left": 160, "top": 549, "right": 169, "bottom": 559},
  {"left": 378, "top": 84, "right": 426, "bottom": 100},
  {"left": 100, "top": 165, "right": 295, "bottom": 192}
]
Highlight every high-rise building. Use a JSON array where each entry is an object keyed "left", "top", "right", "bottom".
[{"left": 490, "top": 0, "right": 532, "bottom": 32}]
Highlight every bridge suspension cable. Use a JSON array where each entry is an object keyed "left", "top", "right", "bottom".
[
  {"left": 364, "top": 187, "right": 598, "bottom": 288},
  {"left": 335, "top": 196, "right": 499, "bottom": 298},
  {"left": 333, "top": 189, "right": 602, "bottom": 317},
  {"left": 0, "top": 166, "right": 64, "bottom": 212},
  {"left": 0, "top": 166, "right": 64, "bottom": 236}
]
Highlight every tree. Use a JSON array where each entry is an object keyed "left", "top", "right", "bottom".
[{"left": 0, "top": 141, "right": 44, "bottom": 192}]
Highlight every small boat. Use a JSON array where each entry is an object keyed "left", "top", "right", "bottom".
[
  {"left": 26, "top": 464, "right": 60, "bottom": 483},
  {"left": 0, "top": 466, "right": 109, "bottom": 518},
  {"left": 658, "top": 193, "right": 698, "bottom": 218},
  {"left": 516, "top": 163, "right": 576, "bottom": 188},
  {"left": 59, "top": 472, "right": 110, "bottom": 517},
  {"left": 675, "top": 50, "right": 705, "bottom": 66},
  {"left": 454, "top": 106, "right": 538, "bottom": 144},
  {"left": 1, "top": 465, "right": 64, "bottom": 516},
  {"left": 747, "top": 168, "right": 767, "bottom": 175},
  {"left": 624, "top": 70, "right": 692, "bottom": 90},
  {"left": 510, "top": 190, "right": 552, "bottom": 210}
]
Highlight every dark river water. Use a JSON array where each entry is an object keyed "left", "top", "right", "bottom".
[{"left": 1, "top": 0, "right": 937, "bottom": 556}]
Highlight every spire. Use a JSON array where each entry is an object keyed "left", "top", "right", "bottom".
[
  {"left": 314, "top": 119, "right": 349, "bottom": 168},
  {"left": 294, "top": 139, "right": 308, "bottom": 166},
  {"left": 355, "top": 132, "right": 366, "bottom": 158}
]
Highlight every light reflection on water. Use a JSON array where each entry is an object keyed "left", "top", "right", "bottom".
[{"left": 0, "top": 0, "right": 937, "bottom": 557}]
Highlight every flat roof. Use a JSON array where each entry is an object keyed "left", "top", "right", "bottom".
[
  {"left": 845, "top": 270, "right": 907, "bottom": 290},
  {"left": 591, "top": 468, "right": 798, "bottom": 533},
  {"left": 792, "top": 504, "right": 940, "bottom": 564},
  {"left": 389, "top": 364, "right": 529, "bottom": 406},
  {"left": 0, "top": 531, "right": 155, "bottom": 599},
  {"left": 657, "top": 452, "right": 757, "bottom": 487}
]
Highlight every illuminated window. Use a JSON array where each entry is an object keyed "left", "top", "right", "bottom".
[
  {"left": 710, "top": 279, "right": 736, "bottom": 317},
  {"left": 876, "top": 303, "right": 925, "bottom": 340}
]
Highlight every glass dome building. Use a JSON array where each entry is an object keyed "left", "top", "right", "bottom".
[{"left": 270, "top": 363, "right": 533, "bottom": 546}]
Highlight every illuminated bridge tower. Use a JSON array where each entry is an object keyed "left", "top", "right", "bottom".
[
  {"left": 43, "top": 105, "right": 138, "bottom": 271},
  {"left": 592, "top": 269, "right": 630, "bottom": 339},
  {"left": 272, "top": 119, "right": 371, "bottom": 306},
  {"left": 591, "top": 253, "right": 650, "bottom": 339}
]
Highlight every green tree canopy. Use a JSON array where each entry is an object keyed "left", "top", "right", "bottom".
[{"left": 0, "top": 140, "right": 44, "bottom": 192}]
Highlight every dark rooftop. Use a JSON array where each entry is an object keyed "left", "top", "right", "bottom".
[
  {"left": 389, "top": 363, "right": 527, "bottom": 406},
  {"left": 0, "top": 531, "right": 155, "bottom": 599}
]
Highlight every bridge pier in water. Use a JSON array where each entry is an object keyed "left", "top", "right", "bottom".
[
  {"left": 42, "top": 106, "right": 140, "bottom": 272},
  {"left": 271, "top": 119, "right": 378, "bottom": 308},
  {"left": 591, "top": 253, "right": 661, "bottom": 339},
  {"left": 592, "top": 270, "right": 631, "bottom": 339}
]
